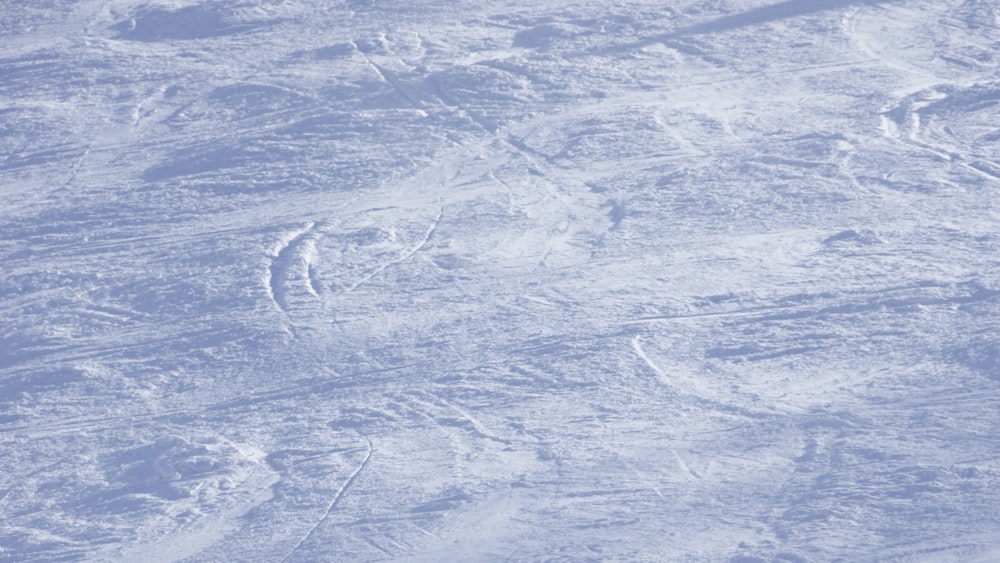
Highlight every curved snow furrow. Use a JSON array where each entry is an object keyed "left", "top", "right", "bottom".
[
  {"left": 883, "top": 82, "right": 1000, "bottom": 179},
  {"left": 850, "top": 4, "right": 1000, "bottom": 190},
  {"left": 279, "top": 438, "right": 373, "bottom": 563},
  {"left": 307, "top": 262, "right": 322, "bottom": 297},
  {"left": 266, "top": 221, "right": 316, "bottom": 313},
  {"left": 844, "top": 6, "right": 932, "bottom": 82},
  {"left": 299, "top": 237, "right": 322, "bottom": 298}
]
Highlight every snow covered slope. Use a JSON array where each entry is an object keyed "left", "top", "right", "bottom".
[{"left": 2, "top": 0, "right": 1000, "bottom": 560}]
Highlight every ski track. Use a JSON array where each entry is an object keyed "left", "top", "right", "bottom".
[
  {"left": 346, "top": 207, "right": 442, "bottom": 292},
  {"left": 392, "top": 398, "right": 476, "bottom": 486},
  {"left": 355, "top": 48, "right": 424, "bottom": 112},
  {"left": 623, "top": 283, "right": 997, "bottom": 327},
  {"left": 411, "top": 389, "right": 505, "bottom": 444},
  {"left": 672, "top": 448, "right": 702, "bottom": 482},
  {"left": 631, "top": 335, "right": 669, "bottom": 386},
  {"left": 966, "top": 160, "right": 1000, "bottom": 183},
  {"left": 280, "top": 438, "right": 374, "bottom": 563}
]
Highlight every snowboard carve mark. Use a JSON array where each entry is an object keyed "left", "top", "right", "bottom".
[{"left": 266, "top": 221, "right": 319, "bottom": 314}]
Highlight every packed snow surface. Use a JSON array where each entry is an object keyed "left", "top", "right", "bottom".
[{"left": 2, "top": 0, "right": 1000, "bottom": 560}]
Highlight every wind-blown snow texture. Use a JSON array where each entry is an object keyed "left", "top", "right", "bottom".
[{"left": 2, "top": 0, "right": 1000, "bottom": 560}]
